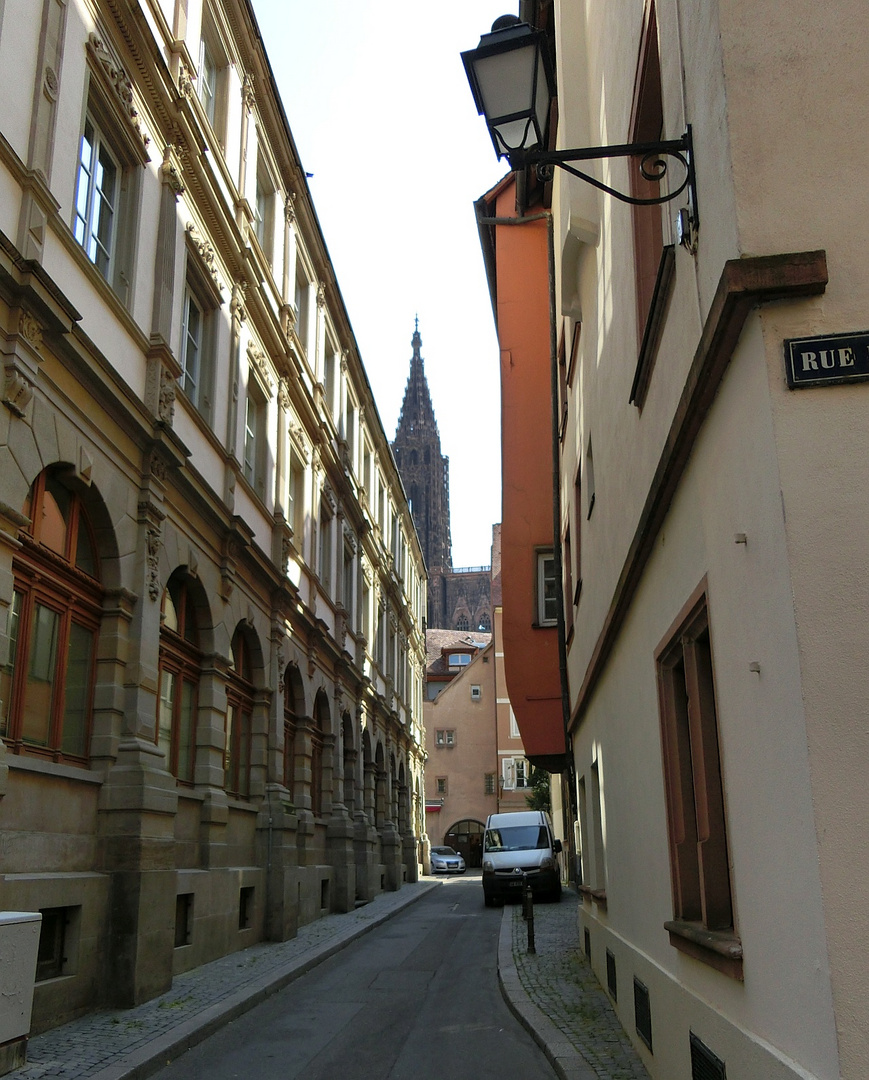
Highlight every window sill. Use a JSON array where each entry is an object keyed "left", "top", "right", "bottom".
[
  {"left": 664, "top": 920, "right": 744, "bottom": 980},
  {"left": 578, "top": 885, "right": 607, "bottom": 909}
]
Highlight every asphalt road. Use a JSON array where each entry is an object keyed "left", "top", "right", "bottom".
[{"left": 151, "top": 872, "right": 555, "bottom": 1080}]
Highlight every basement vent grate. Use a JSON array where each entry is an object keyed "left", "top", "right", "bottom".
[
  {"left": 634, "top": 977, "right": 653, "bottom": 1052},
  {"left": 584, "top": 927, "right": 591, "bottom": 960},
  {"left": 606, "top": 948, "right": 617, "bottom": 1000},
  {"left": 690, "top": 1033, "right": 726, "bottom": 1080}
]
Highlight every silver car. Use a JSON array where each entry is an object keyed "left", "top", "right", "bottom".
[{"left": 430, "top": 846, "right": 466, "bottom": 874}]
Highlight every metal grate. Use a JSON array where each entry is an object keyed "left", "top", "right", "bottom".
[
  {"left": 606, "top": 948, "right": 618, "bottom": 1000},
  {"left": 584, "top": 927, "right": 591, "bottom": 960},
  {"left": 690, "top": 1033, "right": 726, "bottom": 1080},
  {"left": 634, "top": 977, "right": 653, "bottom": 1052}
]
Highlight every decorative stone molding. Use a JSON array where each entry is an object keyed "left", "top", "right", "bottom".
[
  {"left": 158, "top": 365, "right": 176, "bottom": 423},
  {"left": 86, "top": 32, "right": 150, "bottom": 155},
  {"left": 284, "top": 192, "right": 297, "bottom": 224},
  {"left": 316, "top": 281, "right": 326, "bottom": 309},
  {"left": 145, "top": 448, "right": 169, "bottom": 485},
  {"left": 44, "top": 65, "right": 60, "bottom": 101},
  {"left": 145, "top": 525, "right": 162, "bottom": 601},
  {"left": 321, "top": 483, "right": 337, "bottom": 515},
  {"left": 307, "top": 644, "right": 317, "bottom": 678},
  {"left": 161, "top": 145, "right": 185, "bottom": 199},
  {"left": 18, "top": 312, "right": 43, "bottom": 352},
  {"left": 247, "top": 342, "right": 274, "bottom": 396},
  {"left": 340, "top": 348, "right": 349, "bottom": 375},
  {"left": 242, "top": 72, "right": 255, "bottom": 112},
  {"left": 2, "top": 365, "right": 33, "bottom": 417},
  {"left": 289, "top": 421, "right": 310, "bottom": 463},
  {"left": 278, "top": 378, "right": 291, "bottom": 411},
  {"left": 178, "top": 60, "right": 195, "bottom": 98},
  {"left": 280, "top": 302, "right": 295, "bottom": 342},
  {"left": 231, "top": 280, "right": 248, "bottom": 325},
  {"left": 185, "top": 222, "right": 222, "bottom": 296}
]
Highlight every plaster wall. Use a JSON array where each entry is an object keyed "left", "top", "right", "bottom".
[
  {"left": 492, "top": 184, "right": 562, "bottom": 760},
  {"left": 573, "top": 314, "right": 837, "bottom": 1078},
  {"left": 424, "top": 645, "right": 497, "bottom": 845}
]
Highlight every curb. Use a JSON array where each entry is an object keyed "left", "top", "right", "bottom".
[
  {"left": 58, "top": 881, "right": 442, "bottom": 1080},
  {"left": 497, "top": 904, "right": 600, "bottom": 1080}
]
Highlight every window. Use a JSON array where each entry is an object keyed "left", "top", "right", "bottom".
[
  {"left": 502, "top": 756, "right": 529, "bottom": 790},
  {"left": 447, "top": 651, "right": 472, "bottom": 669},
  {"left": 436, "top": 776, "right": 447, "bottom": 795},
  {"left": 243, "top": 379, "right": 268, "bottom": 498},
  {"left": 470, "top": 684, "right": 482, "bottom": 701},
  {"left": 311, "top": 691, "right": 328, "bottom": 816},
  {"left": 563, "top": 527, "right": 574, "bottom": 639},
  {"left": 342, "top": 538, "right": 355, "bottom": 617},
  {"left": 158, "top": 572, "right": 200, "bottom": 783},
  {"left": 536, "top": 550, "right": 558, "bottom": 626},
  {"left": 179, "top": 280, "right": 215, "bottom": 420},
  {"left": 294, "top": 265, "right": 311, "bottom": 355},
  {"left": 74, "top": 115, "right": 119, "bottom": 281},
  {"left": 36, "top": 907, "right": 74, "bottom": 981},
  {"left": 174, "top": 894, "right": 194, "bottom": 948},
  {"left": 484, "top": 773, "right": 496, "bottom": 795},
  {"left": 254, "top": 153, "right": 275, "bottom": 262},
  {"left": 288, "top": 444, "right": 306, "bottom": 545},
  {"left": 198, "top": 13, "right": 227, "bottom": 141},
  {"left": 586, "top": 437, "right": 596, "bottom": 519},
  {"left": 509, "top": 707, "right": 520, "bottom": 739},
  {"left": 198, "top": 37, "right": 217, "bottom": 126},
  {"left": 318, "top": 498, "right": 333, "bottom": 593},
  {"left": 455, "top": 613, "right": 469, "bottom": 631},
  {"left": 238, "top": 886, "right": 254, "bottom": 930},
  {"left": 629, "top": 0, "right": 676, "bottom": 407},
  {"left": 283, "top": 668, "right": 298, "bottom": 801},
  {"left": 657, "top": 588, "right": 739, "bottom": 974},
  {"left": 0, "top": 472, "right": 101, "bottom": 761},
  {"left": 435, "top": 729, "right": 455, "bottom": 748},
  {"left": 323, "top": 337, "right": 339, "bottom": 417},
  {"left": 225, "top": 628, "right": 254, "bottom": 797}
]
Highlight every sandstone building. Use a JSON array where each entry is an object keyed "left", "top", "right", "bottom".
[{"left": 0, "top": 0, "right": 426, "bottom": 1034}]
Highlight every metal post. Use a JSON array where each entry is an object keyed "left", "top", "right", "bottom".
[{"left": 524, "top": 875, "right": 535, "bottom": 954}]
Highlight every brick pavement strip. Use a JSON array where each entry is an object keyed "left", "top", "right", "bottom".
[
  {"left": 10, "top": 881, "right": 439, "bottom": 1080},
  {"left": 498, "top": 889, "right": 650, "bottom": 1080}
]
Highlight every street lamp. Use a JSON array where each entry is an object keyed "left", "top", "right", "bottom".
[{"left": 462, "top": 16, "right": 698, "bottom": 226}]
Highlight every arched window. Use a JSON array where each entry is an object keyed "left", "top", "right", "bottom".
[
  {"left": 283, "top": 665, "right": 300, "bottom": 801},
  {"left": 478, "top": 613, "right": 491, "bottom": 632},
  {"left": 158, "top": 571, "right": 201, "bottom": 783},
  {"left": 311, "top": 690, "right": 328, "bottom": 816},
  {"left": 225, "top": 627, "right": 254, "bottom": 797},
  {"left": 0, "top": 471, "right": 102, "bottom": 761},
  {"left": 455, "top": 613, "right": 469, "bottom": 631}
]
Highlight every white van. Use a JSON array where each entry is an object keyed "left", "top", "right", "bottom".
[{"left": 482, "top": 810, "right": 562, "bottom": 906}]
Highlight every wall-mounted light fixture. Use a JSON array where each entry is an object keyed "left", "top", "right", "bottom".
[{"left": 462, "top": 16, "right": 698, "bottom": 228}]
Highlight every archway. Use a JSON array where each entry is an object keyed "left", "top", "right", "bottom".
[{"left": 444, "top": 819, "right": 485, "bottom": 868}]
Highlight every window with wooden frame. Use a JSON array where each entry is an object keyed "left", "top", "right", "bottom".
[
  {"left": 179, "top": 259, "right": 218, "bottom": 423},
  {"left": 243, "top": 373, "right": 268, "bottom": 500},
  {"left": 311, "top": 690, "right": 328, "bottom": 816},
  {"left": 225, "top": 626, "right": 254, "bottom": 798},
  {"left": 0, "top": 471, "right": 102, "bottom": 762},
  {"left": 656, "top": 586, "right": 741, "bottom": 978},
  {"left": 198, "top": 7, "right": 228, "bottom": 144},
  {"left": 283, "top": 665, "right": 298, "bottom": 801},
  {"left": 535, "top": 549, "right": 558, "bottom": 627},
  {"left": 158, "top": 571, "right": 201, "bottom": 783},
  {"left": 629, "top": 0, "right": 676, "bottom": 407}
]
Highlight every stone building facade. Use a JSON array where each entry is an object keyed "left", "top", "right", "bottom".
[
  {"left": 392, "top": 325, "right": 491, "bottom": 632},
  {"left": 0, "top": 0, "right": 426, "bottom": 1034}
]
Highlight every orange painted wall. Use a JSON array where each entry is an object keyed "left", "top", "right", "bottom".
[{"left": 490, "top": 180, "right": 563, "bottom": 761}]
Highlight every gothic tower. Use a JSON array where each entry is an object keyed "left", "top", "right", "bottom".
[{"left": 392, "top": 323, "right": 452, "bottom": 627}]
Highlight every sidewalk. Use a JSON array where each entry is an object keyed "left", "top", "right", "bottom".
[
  {"left": 9, "top": 880, "right": 649, "bottom": 1080},
  {"left": 499, "top": 887, "right": 651, "bottom": 1080},
  {"left": 9, "top": 881, "right": 439, "bottom": 1080}
]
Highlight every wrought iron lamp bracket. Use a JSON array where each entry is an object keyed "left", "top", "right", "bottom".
[{"left": 517, "top": 126, "right": 698, "bottom": 227}]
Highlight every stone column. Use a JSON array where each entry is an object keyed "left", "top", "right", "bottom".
[{"left": 97, "top": 448, "right": 180, "bottom": 1007}]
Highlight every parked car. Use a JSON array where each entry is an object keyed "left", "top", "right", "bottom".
[
  {"left": 430, "top": 846, "right": 466, "bottom": 874},
  {"left": 482, "top": 810, "right": 562, "bottom": 905}
]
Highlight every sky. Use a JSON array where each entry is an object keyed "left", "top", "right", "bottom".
[{"left": 249, "top": 1, "right": 515, "bottom": 569}]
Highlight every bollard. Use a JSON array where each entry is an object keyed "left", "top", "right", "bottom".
[{"left": 524, "top": 877, "right": 536, "bottom": 954}]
